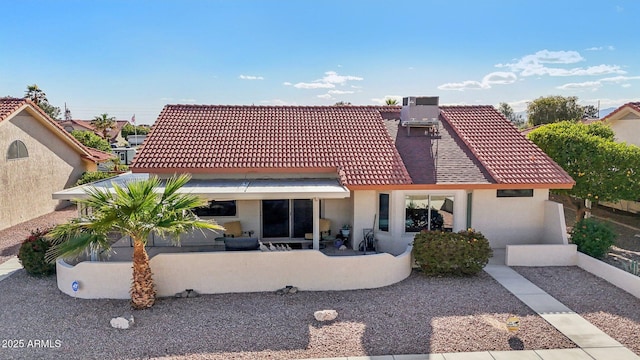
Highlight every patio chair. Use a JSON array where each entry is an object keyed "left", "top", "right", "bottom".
[
  {"left": 304, "top": 219, "right": 336, "bottom": 247},
  {"left": 223, "top": 221, "right": 243, "bottom": 238}
]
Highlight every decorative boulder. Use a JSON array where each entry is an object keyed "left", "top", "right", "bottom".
[
  {"left": 314, "top": 310, "right": 338, "bottom": 322},
  {"left": 110, "top": 314, "right": 134, "bottom": 329}
]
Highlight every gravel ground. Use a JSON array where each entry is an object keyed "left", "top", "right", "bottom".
[
  {"left": 0, "top": 206, "right": 77, "bottom": 265},
  {"left": 515, "top": 266, "right": 640, "bottom": 355},
  {"left": 0, "top": 269, "right": 575, "bottom": 360}
]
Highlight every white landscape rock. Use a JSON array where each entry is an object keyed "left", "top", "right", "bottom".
[
  {"left": 314, "top": 310, "right": 338, "bottom": 322},
  {"left": 110, "top": 315, "right": 134, "bottom": 329}
]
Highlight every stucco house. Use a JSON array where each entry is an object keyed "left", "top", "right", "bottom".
[
  {"left": 598, "top": 101, "right": 640, "bottom": 213},
  {"left": 601, "top": 102, "right": 640, "bottom": 147},
  {"left": 61, "top": 97, "right": 573, "bottom": 251},
  {"left": 0, "top": 97, "right": 112, "bottom": 230},
  {"left": 59, "top": 119, "right": 129, "bottom": 146},
  {"left": 51, "top": 96, "right": 578, "bottom": 298}
]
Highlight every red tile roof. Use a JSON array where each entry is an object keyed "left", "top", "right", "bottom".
[
  {"left": 440, "top": 106, "right": 574, "bottom": 186},
  {"left": 0, "top": 97, "right": 113, "bottom": 163},
  {"left": 132, "top": 105, "right": 412, "bottom": 186},
  {"left": 59, "top": 119, "right": 128, "bottom": 141},
  {"left": 602, "top": 102, "right": 640, "bottom": 121}
]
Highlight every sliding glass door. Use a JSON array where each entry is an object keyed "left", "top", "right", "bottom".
[{"left": 262, "top": 199, "right": 312, "bottom": 238}]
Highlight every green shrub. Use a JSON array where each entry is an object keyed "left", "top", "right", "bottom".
[
  {"left": 412, "top": 229, "right": 493, "bottom": 276},
  {"left": 17, "top": 228, "right": 56, "bottom": 276},
  {"left": 570, "top": 218, "right": 616, "bottom": 259},
  {"left": 75, "top": 171, "right": 116, "bottom": 186}
]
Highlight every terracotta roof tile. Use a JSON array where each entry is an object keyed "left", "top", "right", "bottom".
[
  {"left": 132, "top": 105, "right": 412, "bottom": 186},
  {"left": 0, "top": 97, "right": 111, "bottom": 163},
  {"left": 440, "top": 106, "right": 574, "bottom": 186}
]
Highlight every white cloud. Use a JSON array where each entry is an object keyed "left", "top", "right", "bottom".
[
  {"left": 584, "top": 97, "right": 636, "bottom": 108},
  {"left": 179, "top": 98, "right": 196, "bottom": 103},
  {"left": 483, "top": 72, "right": 517, "bottom": 85},
  {"left": 438, "top": 71, "right": 516, "bottom": 91},
  {"left": 294, "top": 82, "right": 335, "bottom": 89},
  {"left": 288, "top": 70, "right": 363, "bottom": 90},
  {"left": 557, "top": 81, "right": 603, "bottom": 90},
  {"left": 260, "top": 99, "right": 295, "bottom": 105},
  {"left": 622, "top": 84, "right": 632, "bottom": 88},
  {"left": 505, "top": 99, "right": 530, "bottom": 112},
  {"left": 328, "top": 90, "right": 354, "bottom": 95},
  {"left": 496, "top": 49, "right": 624, "bottom": 77},
  {"left": 438, "top": 80, "right": 486, "bottom": 91},
  {"left": 239, "top": 75, "right": 264, "bottom": 80},
  {"left": 320, "top": 71, "right": 363, "bottom": 84},
  {"left": 557, "top": 75, "right": 640, "bottom": 90},
  {"left": 585, "top": 46, "right": 603, "bottom": 51},
  {"left": 371, "top": 95, "right": 402, "bottom": 105},
  {"left": 317, "top": 94, "right": 332, "bottom": 99},
  {"left": 282, "top": 82, "right": 292, "bottom": 86}
]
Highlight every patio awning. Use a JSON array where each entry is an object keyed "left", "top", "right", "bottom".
[{"left": 53, "top": 172, "right": 351, "bottom": 200}]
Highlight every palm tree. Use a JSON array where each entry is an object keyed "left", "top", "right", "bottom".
[
  {"left": 385, "top": 98, "right": 399, "bottom": 105},
  {"left": 24, "top": 84, "right": 48, "bottom": 105},
  {"left": 46, "top": 174, "right": 223, "bottom": 309},
  {"left": 91, "top": 113, "right": 117, "bottom": 140}
]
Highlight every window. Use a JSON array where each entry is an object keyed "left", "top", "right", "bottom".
[
  {"left": 194, "top": 200, "right": 236, "bottom": 217},
  {"left": 378, "top": 193, "right": 389, "bottom": 231},
  {"left": 7, "top": 140, "right": 28, "bottom": 160},
  {"left": 405, "top": 195, "right": 454, "bottom": 232},
  {"left": 497, "top": 189, "right": 534, "bottom": 198},
  {"left": 119, "top": 153, "right": 126, "bottom": 162}
]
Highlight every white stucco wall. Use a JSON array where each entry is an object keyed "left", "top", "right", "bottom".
[
  {"left": 471, "top": 189, "right": 549, "bottom": 248},
  {"left": 322, "top": 198, "right": 351, "bottom": 236},
  {"left": 608, "top": 111, "right": 640, "bottom": 147},
  {"left": 542, "top": 200, "right": 568, "bottom": 244},
  {"left": 505, "top": 244, "right": 577, "bottom": 266},
  {"left": 0, "top": 111, "right": 89, "bottom": 230},
  {"left": 56, "top": 247, "right": 413, "bottom": 299}
]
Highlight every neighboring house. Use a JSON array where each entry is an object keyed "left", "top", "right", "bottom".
[
  {"left": 601, "top": 102, "right": 640, "bottom": 147},
  {"left": 599, "top": 102, "right": 640, "bottom": 213},
  {"left": 59, "top": 119, "right": 129, "bottom": 146},
  {"left": 0, "top": 97, "right": 112, "bottom": 230}
]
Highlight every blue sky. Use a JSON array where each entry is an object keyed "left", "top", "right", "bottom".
[{"left": 1, "top": 0, "right": 638, "bottom": 124}]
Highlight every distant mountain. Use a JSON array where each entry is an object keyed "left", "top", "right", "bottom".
[{"left": 599, "top": 107, "right": 616, "bottom": 118}]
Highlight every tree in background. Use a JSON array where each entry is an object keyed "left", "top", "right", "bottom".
[
  {"left": 528, "top": 121, "right": 640, "bottom": 221},
  {"left": 46, "top": 175, "right": 224, "bottom": 309},
  {"left": 24, "top": 84, "right": 61, "bottom": 120},
  {"left": 334, "top": 101, "right": 352, "bottom": 106},
  {"left": 527, "top": 95, "right": 583, "bottom": 126},
  {"left": 121, "top": 123, "right": 151, "bottom": 138},
  {"left": 91, "top": 113, "right": 116, "bottom": 140},
  {"left": 385, "top": 98, "right": 399, "bottom": 105},
  {"left": 497, "top": 102, "right": 524, "bottom": 127},
  {"left": 582, "top": 105, "right": 599, "bottom": 119},
  {"left": 71, "top": 130, "right": 112, "bottom": 153}
]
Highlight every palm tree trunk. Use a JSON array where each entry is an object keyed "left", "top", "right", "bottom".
[{"left": 130, "top": 238, "right": 155, "bottom": 309}]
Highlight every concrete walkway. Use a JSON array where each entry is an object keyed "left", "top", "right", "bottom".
[{"left": 302, "top": 263, "right": 639, "bottom": 360}]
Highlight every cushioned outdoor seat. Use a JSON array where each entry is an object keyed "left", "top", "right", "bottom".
[
  {"left": 223, "top": 221, "right": 243, "bottom": 238},
  {"left": 223, "top": 237, "right": 259, "bottom": 251}
]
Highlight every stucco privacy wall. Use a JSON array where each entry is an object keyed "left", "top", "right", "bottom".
[
  {"left": 0, "top": 111, "right": 87, "bottom": 230},
  {"left": 542, "top": 200, "right": 568, "bottom": 244},
  {"left": 471, "top": 189, "right": 549, "bottom": 248},
  {"left": 56, "top": 248, "right": 413, "bottom": 299}
]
